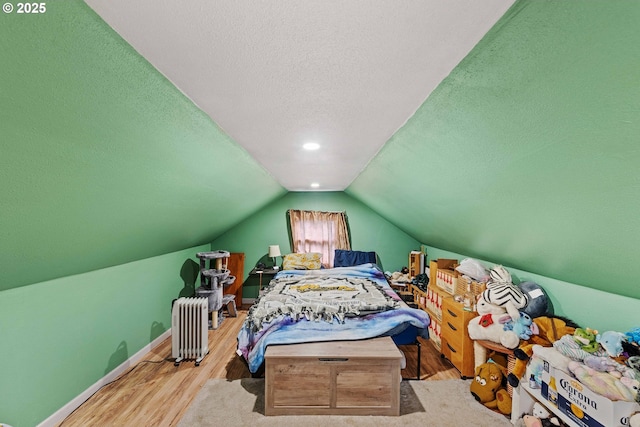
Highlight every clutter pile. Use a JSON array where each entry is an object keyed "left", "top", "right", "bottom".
[{"left": 453, "top": 258, "right": 640, "bottom": 425}]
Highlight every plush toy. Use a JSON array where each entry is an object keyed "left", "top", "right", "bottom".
[
  {"left": 507, "top": 316, "right": 577, "bottom": 387},
  {"left": 584, "top": 354, "right": 625, "bottom": 373},
  {"left": 470, "top": 361, "right": 512, "bottom": 415},
  {"left": 551, "top": 331, "right": 638, "bottom": 380},
  {"left": 469, "top": 297, "right": 521, "bottom": 366},
  {"left": 514, "top": 415, "right": 566, "bottom": 427},
  {"left": 514, "top": 415, "right": 540, "bottom": 427},
  {"left": 573, "top": 328, "right": 600, "bottom": 353},
  {"left": 514, "top": 402, "right": 567, "bottom": 427},
  {"left": 482, "top": 265, "right": 528, "bottom": 321},
  {"left": 554, "top": 329, "right": 638, "bottom": 379},
  {"left": 597, "top": 330, "right": 627, "bottom": 357},
  {"left": 568, "top": 360, "right": 637, "bottom": 401},
  {"left": 531, "top": 401, "right": 550, "bottom": 419},
  {"left": 532, "top": 344, "right": 573, "bottom": 372},
  {"left": 626, "top": 328, "right": 640, "bottom": 346},
  {"left": 468, "top": 294, "right": 520, "bottom": 348},
  {"left": 630, "top": 411, "right": 640, "bottom": 427},
  {"left": 584, "top": 354, "right": 640, "bottom": 380},
  {"left": 627, "top": 356, "right": 640, "bottom": 377},
  {"left": 515, "top": 415, "right": 566, "bottom": 427},
  {"left": 518, "top": 281, "right": 551, "bottom": 318},
  {"left": 620, "top": 376, "right": 640, "bottom": 402},
  {"left": 468, "top": 311, "right": 521, "bottom": 349},
  {"left": 503, "top": 312, "right": 540, "bottom": 340},
  {"left": 476, "top": 296, "right": 507, "bottom": 316},
  {"left": 554, "top": 332, "right": 608, "bottom": 361}
]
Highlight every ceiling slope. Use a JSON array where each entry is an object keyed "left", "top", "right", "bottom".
[
  {"left": 348, "top": 1, "right": 640, "bottom": 299},
  {"left": 85, "top": 0, "right": 514, "bottom": 191},
  {"left": 0, "top": 1, "right": 285, "bottom": 291}
]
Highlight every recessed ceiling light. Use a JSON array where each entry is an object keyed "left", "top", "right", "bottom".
[
  {"left": 303, "top": 142, "right": 320, "bottom": 151},
  {"left": 310, "top": 183, "right": 320, "bottom": 188}
]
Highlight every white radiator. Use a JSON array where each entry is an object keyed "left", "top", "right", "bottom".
[{"left": 171, "top": 297, "right": 209, "bottom": 366}]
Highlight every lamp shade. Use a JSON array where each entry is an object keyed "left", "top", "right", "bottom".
[{"left": 268, "top": 245, "right": 281, "bottom": 258}]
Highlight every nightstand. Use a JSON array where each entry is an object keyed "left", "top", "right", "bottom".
[{"left": 249, "top": 267, "right": 279, "bottom": 291}]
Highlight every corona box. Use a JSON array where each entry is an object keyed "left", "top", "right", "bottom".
[{"left": 539, "top": 359, "right": 640, "bottom": 427}]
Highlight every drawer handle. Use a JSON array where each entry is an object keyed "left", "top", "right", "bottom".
[
  {"left": 446, "top": 342, "right": 457, "bottom": 353},
  {"left": 318, "top": 358, "right": 349, "bottom": 362},
  {"left": 447, "top": 322, "right": 458, "bottom": 331},
  {"left": 447, "top": 309, "right": 458, "bottom": 318}
]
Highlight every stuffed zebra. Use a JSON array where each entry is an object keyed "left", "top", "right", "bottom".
[{"left": 481, "top": 265, "right": 528, "bottom": 321}]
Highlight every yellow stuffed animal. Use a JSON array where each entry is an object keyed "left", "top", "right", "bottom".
[
  {"left": 507, "top": 316, "right": 577, "bottom": 388},
  {"left": 470, "top": 361, "right": 512, "bottom": 415}
]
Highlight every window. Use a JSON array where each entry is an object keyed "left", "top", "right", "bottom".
[{"left": 288, "top": 209, "right": 350, "bottom": 267}]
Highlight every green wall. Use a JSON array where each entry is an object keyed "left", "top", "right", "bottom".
[
  {"left": 211, "top": 192, "right": 422, "bottom": 298},
  {"left": 424, "top": 245, "right": 640, "bottom": 333},
  {"left": 0, "top": 0, "right": 285, "bottom": 291},
  {"left": 2, "top": 1, "right": 640, "bottom": 425},
  {"left": 348, "top": 0, "right": 640, "bottom": 299},
  {"left": 0, "top": 244, "right": 208, "bottom": 427}
]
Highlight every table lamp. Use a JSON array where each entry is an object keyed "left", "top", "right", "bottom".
[{"left": 268, "top": 245, "right": 281, "bottom": 270}]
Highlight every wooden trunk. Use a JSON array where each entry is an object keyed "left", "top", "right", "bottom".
[{"left": 264, "top": 337, "right": 401, "bottom": 416}]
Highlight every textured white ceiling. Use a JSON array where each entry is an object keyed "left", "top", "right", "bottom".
[{"left": 85, "top": 0, "right": 514, "bottom": 191}]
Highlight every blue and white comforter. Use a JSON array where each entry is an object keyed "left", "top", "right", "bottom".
[{"left": 236, "top": 263, "right": 430, "bottom": 373}]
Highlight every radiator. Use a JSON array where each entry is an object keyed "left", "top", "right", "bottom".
[{"left": 171, "top": 297, "right": 209, "bottom": 366}]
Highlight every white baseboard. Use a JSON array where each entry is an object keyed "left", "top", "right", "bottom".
[
  {"left": 242, "top": 297, "right": 256, "bottom": 305},
  {"left": 37, "top": 329, "right": 172, "bottom": 427}
]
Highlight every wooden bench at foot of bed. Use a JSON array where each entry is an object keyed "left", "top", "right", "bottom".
[{"left": 264, "top": 336, "right": 402, "bottom": 416}]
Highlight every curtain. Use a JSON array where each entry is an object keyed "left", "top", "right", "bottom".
[{"left": 288, "top": 210, "right": 351, "bottom": 267}]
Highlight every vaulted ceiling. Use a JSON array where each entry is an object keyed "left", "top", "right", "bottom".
[{"left": 84, "top": 0, "right": 514, "bottom": 191}]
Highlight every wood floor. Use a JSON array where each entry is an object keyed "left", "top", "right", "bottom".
[{"left": 58, "top": 306, "right": 460, "bottom": 427}]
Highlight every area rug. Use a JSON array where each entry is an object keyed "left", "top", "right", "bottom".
[{"left": 177, "top": 378, "right": 512, "bottom": 427}]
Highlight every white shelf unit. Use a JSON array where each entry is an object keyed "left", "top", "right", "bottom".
[{"left": 511, "top": 382, "right": 578, "bottom": 427}]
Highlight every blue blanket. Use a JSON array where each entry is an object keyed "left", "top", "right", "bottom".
[{"left": 237, "top": 263, "right": 430, "bottom": 373}]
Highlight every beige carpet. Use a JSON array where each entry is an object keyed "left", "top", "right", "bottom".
[{"left": 177, "top": 378, "right": 512, "bottom": 427}]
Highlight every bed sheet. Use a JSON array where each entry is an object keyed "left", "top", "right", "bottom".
[{"left": 236, "top": 263, "right": 430, "bottom": 373}]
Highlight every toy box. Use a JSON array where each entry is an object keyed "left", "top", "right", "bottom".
[{"left": 538, "top": 359, "right": 640, "bottom": 427}]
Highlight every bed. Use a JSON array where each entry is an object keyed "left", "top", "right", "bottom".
[{"left": 236, "top": 260, "right": 431, "bottom": 375}]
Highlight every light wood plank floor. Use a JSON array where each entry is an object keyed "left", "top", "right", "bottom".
[{"left": 58, "top": 306, "right": 460, "bottom": 427}]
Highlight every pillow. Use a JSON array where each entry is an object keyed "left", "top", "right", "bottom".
[
  {"left": 333, "top": 250, "right": 377, "bottom": 267},
  {"left": 282, "top": 253, "right": 323, "bottom": 270}
]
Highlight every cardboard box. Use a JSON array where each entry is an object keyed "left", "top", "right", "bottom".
[
  {"left": 429, "top": 259, "right": 457, "bottom": 287},
  {"left": 428, "top": 316, "right": 441, "bottom": 351},
  {"left": 539, "top": 359, "right": 640, "bottom": 427},
  {"left": 429, "top": 259, "right": 458, "bottom": 294},
  {"left": 436, "top": 268, "right": 458, "bottom": 294}
]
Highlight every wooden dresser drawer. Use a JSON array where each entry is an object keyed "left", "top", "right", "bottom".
[
  {"left": 440, "top": 297, "right": 476, "bottom": 379},
  {"left": 442, "top": 338, "right": 465, "bottom": 372},
  {"left": 443, "top": 304, "right": 465, "bottom": 331},
  {"left": 442, "top": 319, "right": 464, "bottom": 347}
]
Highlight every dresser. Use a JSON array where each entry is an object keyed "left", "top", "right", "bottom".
[{"left": 440, "top": 297, "right": 476, "bottom": 379}]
